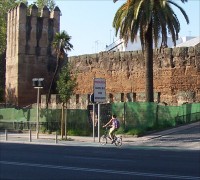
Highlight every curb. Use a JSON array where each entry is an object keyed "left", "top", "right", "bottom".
[{"left": 146, "top": 121, "right": 200, "bottom": 140}]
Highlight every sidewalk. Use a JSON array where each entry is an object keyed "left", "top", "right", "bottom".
[{"left": 0, "top": 121, "right": 199, "bottom": 150}]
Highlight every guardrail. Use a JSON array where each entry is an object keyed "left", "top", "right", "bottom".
[{"left": 1, "top": 129, "right": 58, "bottom": 144}]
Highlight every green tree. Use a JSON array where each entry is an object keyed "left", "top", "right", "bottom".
[
  {"left": 34, "top": 0, "right": 55, "bottom": 11},
  {"left": 57, "top": 64, "right": 77, "bottom": 139},
  {"left": 47, "top": 31, "right": 73, "bottom": 107},
  {"left": 113, "top": 0, "right": 189, "bottom": 102}
]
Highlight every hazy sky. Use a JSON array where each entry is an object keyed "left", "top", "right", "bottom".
[{"left": 29, "top": 0, "right": 200, "bottom": 57}]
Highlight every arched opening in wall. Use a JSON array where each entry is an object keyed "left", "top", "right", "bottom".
[
  {"left": 133, "top": 93, "right": 136, "bottom": 102},
  {"left": 121, "top": 93, "right": 124, "bottom": 102},
  {"left": 87, "top": 94, "right": 90, "bottom": 103},
  {"left": 157, "top": 92, "right": 161, "bottom": 103},
  {"left": 109, "top": 93, "right": 113, "bottom": 103},
  {"left": 76, "top": 94, "right": 79, "bottom": 104},
  {"left": 126, "top": 93, "right": 132, "bottom": 102}
]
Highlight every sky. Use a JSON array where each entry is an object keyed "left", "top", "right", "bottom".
[{"left": 29, "top": 0, "right": 200, "bottom": 57}]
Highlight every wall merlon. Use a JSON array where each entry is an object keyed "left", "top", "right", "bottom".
[
  {"left": 50, "top": 6, "right": 60, "bottom": 32},
  {"left": 195, "top": 43, "right": 200, "bottom": 56},
  {"left": 41, "top": 6, "right": 50, "bottom": 18},
  {"left": 173, "top": 47, "right": 188, "bottom": 57},
  {"left": 17, "top": 3, "right": 27, "bottom": 24},
  {"left": 30, "top": 4, "right": 38, "bottom": 17}
]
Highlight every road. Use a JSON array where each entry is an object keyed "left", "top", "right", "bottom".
[{"left": 0, "top": 143, "right": 199, "bottom": 180}]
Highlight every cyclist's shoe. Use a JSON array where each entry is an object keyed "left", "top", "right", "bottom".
[{"left": 111, "top": 139, "right": 115, "bottom": 144}]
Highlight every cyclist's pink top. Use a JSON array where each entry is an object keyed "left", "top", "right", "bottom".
[{"left": 112, "top": 118, "right": 118, "bottom": 128}]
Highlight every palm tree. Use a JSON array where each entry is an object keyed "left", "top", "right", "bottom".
[
  {"left": 113, "top": 0, "right": 189, "bottom": 102},
  {"left": 47, "top": 30, "right": 73, "bottom": 106}
]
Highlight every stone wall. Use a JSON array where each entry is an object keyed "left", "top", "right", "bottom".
[
  {"left": 5, "top": 3, "right": 61, "bottom": 107},
  {"left": 5, "top": 3, "right": 200, "bottom": 108},
  {"left": 68, "top": 43, "right": 200, "bottom": 106}
]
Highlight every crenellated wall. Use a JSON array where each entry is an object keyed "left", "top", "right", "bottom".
[
  {"left": 6, "top": 3, "right": 61, "bottom": 106},
  {"left": 5, "top": 3, "right": 200, "bottom": 108},
  {"left": 68, "top": 43, "right": 200, "bottom": 106}
]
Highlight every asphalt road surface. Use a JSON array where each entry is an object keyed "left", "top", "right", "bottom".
[{"left": 0, "top": 143, "right": 199, "bottom": 180}]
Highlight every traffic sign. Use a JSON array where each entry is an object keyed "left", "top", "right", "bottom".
[{"left": 93, "top": 78, "right": 106, "bottom": 103}]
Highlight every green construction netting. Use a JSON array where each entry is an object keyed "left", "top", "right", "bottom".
[
  {"left": 0, "top": 103, "right": 200, "bottom": 133},
  {"left": 0, "top": 108, "right": 90, "bottom": 135},
  {"left": 111, "top": 102, "right": 200, "bottom": 130}
]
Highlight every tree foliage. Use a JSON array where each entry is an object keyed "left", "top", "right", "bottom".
[
  {"left": 33, "top": 0, "right": 56, "bottom": 11},
  {"left": 53, "top": 31, "right": 73, "bottom": 58},
  {"left": 56, "top": 63, "right": 77, "bottom": 138},
  {"left": 113, "top": 0, "right": 189, "bottom": 102},
  {"left": 47, "top": 30, "right": 73, "bottom": 105},
  {"left": 56, "top": 64, "right": 77, "bottom": 104},
  {"left": 113, "top": 0, "right": 189, "bottom": 49}
]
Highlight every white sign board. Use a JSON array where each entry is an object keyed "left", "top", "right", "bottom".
[{"left": 93, "top": 78, "right": 106, "bottom": 103}]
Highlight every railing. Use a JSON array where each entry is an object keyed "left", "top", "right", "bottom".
[
  {"left": 175, "top": 112, "right": 200, "bottom": 124},
  {"left": 0, "top": 129, "right": 59, "bottom": 144},
  {"left": 0, "top": 121, "right": 60, "bottom": 131}
]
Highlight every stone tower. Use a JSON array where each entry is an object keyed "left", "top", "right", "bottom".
[{"left": 6, "top": 3, "right": 61, "bottom": 107}]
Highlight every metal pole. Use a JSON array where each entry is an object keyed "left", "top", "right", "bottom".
[
  {"left": 5, "top": 129, "right": 7, "bottom": 141},
  {"left": 65, "top": 108, "right": 67, "bottom": 140},
  {"left": 55, "top": 131, "right": 58, "bottom": 144},
  {"left": 29, "top": 129, "right": 32, "bottom": 142},
  {"left": 36, "top": 88, "right": 40, "bottom": 139},
  {"left": 93, "top": 103, "right": 95, "bottom": 142},
  {"left": 98, "top": 104, "right": 100, "bottom": 142}
]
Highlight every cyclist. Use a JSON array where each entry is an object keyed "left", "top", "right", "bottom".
[{"left": 103, "top": 114, "right": 119, "bottom": 143}]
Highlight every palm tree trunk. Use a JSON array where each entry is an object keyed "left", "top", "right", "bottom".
[
  {"left": 61, "top": 102, "right": 64, "bottom": 138},
  {"left": 65, "top": 103, "right": 67, "bottom": 139},
  {"left": 145, "top": 20, "right": 154, "bottom": 102}
]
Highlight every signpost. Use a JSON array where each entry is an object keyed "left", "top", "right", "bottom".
[
  {"left": 32, "top": 78, "right": 44, "bottom": 139},
  {"left": 92, "top": 78, "right": 106, "bottom": 142}
]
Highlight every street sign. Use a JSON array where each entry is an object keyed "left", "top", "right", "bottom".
[{"left": 93, "top": 78, "right": 106, "bottom": 103}]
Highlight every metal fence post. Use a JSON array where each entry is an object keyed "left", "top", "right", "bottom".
[
  {"left": 29, "top": 130, "right": 32, "bottom": 142},
  {"left": 5, "top": 129, "right": 7, "bottom": 141},
  {"left": 55, "top": 132, "right": 58, "bottom": 144}
]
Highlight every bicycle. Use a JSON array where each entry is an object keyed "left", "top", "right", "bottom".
[{"left": 100, "top": 127, "right": 122, "bottom": 146}]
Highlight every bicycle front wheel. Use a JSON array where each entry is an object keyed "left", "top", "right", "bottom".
[
  {"left": 115, "top": 136, "right": 122, "bottom": 146},
  {"left": 100, "top": 135, "right": 107, "bottom": 145}
]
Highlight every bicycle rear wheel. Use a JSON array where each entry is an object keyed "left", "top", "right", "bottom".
[
  {"left": 100, "top": 135, "right": 107, "bottom": 145},
  {"left": 115, "top": 136, "right": 122, "bottom": 146}
]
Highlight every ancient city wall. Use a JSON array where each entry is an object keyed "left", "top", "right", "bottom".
[
  {"left": 5, "top": 3, "right": 200, "bottom": 108},
  {"left": 6, "top": 3, "right": 60, "bottom": 106},
  {"left": 68, "top": 43, "right": 200, "bottom": 107}
]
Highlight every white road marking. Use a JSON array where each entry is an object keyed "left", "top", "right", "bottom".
[{"left": 0, "top": 161, "right": 199, "bottom": 179}]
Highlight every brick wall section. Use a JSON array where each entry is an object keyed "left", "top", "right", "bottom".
[{"left": 69, "top": 43, "right": 200, "bottom": 106}]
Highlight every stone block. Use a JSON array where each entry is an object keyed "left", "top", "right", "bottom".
[
  {"left": 188, "top": 46, "right": 195, "bottom": 56},
  {"left": 195, "top": 43, "right": 200, "bottom": 56},
  {"left": 41, "top": 94, "right": 46, "bottom": 109},
  {"left": 177, "top": 91, "right": 195, "bottom": 105}
]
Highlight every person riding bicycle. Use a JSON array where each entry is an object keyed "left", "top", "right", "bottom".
[{"left": 103, "top": 114, "right": 119, "bottom": 143}]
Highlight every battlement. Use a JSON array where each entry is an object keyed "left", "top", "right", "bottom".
[
  {"left": 68, "top": 43, "right": 200, "bottom": 105},
  {"left": 6, "top": 3, "right": 60, "bottom": 57}
]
